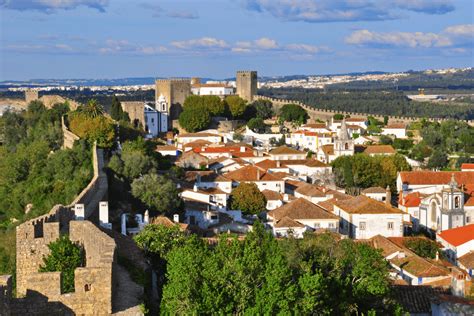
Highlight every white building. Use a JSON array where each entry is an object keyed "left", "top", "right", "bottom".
[
  {"left": 437, "top": 224, "right": 474, "bottom": 276},
  {"left": 268, "top": 145, "right": 307, "bottom": 161},
  {"left": 332, "top": 195, "right": 407, "bottom": 239},
  {"left": 361, "top": 186, "right": 389, "bottom": 202},
  {"left": 176, "top": 132, "right": 223, "bottom": 147},
  {"left": 191, "top": 83, "right": 234, "bottom": 97},
  {"left": 223, "top": 165, "right": 285, "bottom": 193},
  {"left": 382, "top": 123, "right": 407, "bottom": 139}
]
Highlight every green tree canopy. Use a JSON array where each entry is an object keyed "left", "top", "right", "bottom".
[
  {"left": 427, "top": 149, "right": 448, "bottom": 170},
  {"left": 224, "top": 95, "right": 248, "bottom": 119},
  {"left": 110, "top": 95, "right": 129, "bottom": 121},
  {"left": 179, "top": 106, "right": 211, "bottom": 132},
  {"left": 404, "top": 238, "right": 441, "bottom": 259},
  {"left": 39, "top": 235, "right": 84, "bottom": 293},
  {"left": 131, "top": 173, "right": 180, "bottom": 214},
  {"left": 247, "top": 117, "right": 266, "bottom": 133},
  {"left": 230, "top": 182, "right": 267, "bottom": 215},
  {"left": 252, "top": 99, "right": 274, "bottom": 119},
  {"left": 279, "top": 104, "right": 309, "bottom": 124},
  {"left": 68, "top": 113, "right": 115, "bottom": 148}
]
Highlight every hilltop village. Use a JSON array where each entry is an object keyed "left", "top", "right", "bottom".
[{"left": 1, "top": 70, "right": 474, "bottom": 315}]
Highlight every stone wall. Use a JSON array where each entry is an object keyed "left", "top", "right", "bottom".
[
  {"left": 121, "top": 101, "right": 145, "bottom": 130},
  {"left": 255, "top": 95, "right": 474, "bottom": 125},
  {"left": 61, "top": 116, "right": 80, "bottom": 149},
  {"left": 236, "top": 71, "right": 257, "bottom": 101},
  {"left": 155, "top": 79, "right": 191, "bottom": 120},
  {"left": 24, "top": 89, "right": 39, "bottom": 104},
  {"left": 0, "top": 275, "right": 12, "bottom": 315}
]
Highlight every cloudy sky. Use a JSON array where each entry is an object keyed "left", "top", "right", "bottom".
[{"left": 0, "top": 0, "right": 473, "bottom": 80}]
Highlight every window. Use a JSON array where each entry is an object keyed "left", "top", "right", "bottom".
[
  {"left": 467, "top": 216, "right": 471, "bottom": 223},
  {"left": 210, "top": 215, "right": 218, "bottom": 220},
  {"left": 455, "top": 196, "right": 460, "bottom": 208},
  {"left": 345, "top": 143, "right": 349, "bottom": 150},
  {"left": 314, "top": 223, "right": 321, "bottom": 228},
  {"left": 388, "top": 222, "right": 394, "bottom": 230},
  {"left": 84, "top": 284, "right": 91, "bottom": 292},
  {"left": 359, "top": 222, "right": 366, "bottom": 230},
  {"left": 151, "top": 118, "right": 154, "bottom": 124},
  {"left": 328, "top": 223, "right": 335, "bottom": 228}
]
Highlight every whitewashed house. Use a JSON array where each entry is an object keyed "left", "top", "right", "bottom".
[
  {"left": 382, "top": 123, "right": 407, "bottom": 139},
  {"left": 437, "top": 224, "right": 474, "bottom": 275},
  {"left": 223, "top": 165, "right": 285, "bottom": 193}
]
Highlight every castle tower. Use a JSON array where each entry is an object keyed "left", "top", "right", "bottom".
[
  {"left": 25, "top": 89, "right": 39, "bottom": 103},
  {"left": 334, "top": 118, "right": 354, "bottom": 158},
  {"left": 236, "top": 70, "right": 257, "bottom": 101},
  {"left": 155, "top": 78, "right": 191, "bottom": 122}
]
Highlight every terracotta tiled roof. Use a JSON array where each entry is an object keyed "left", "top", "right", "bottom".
[
  {"left": 369, "top": 235, "right": 404, "bottom": 257},
  {"left": 437, "top": 224, "right": 474, "bottom": 247},
  {"left": 364, "top": 145, "right": 396, "bottom": 154},
  {"left": 295, "top": 183, "right": 326, "bottom": 197},
  {"left": 384, "top": 123, "right": 406, "bottom": 129},
  {"left": 183, "top": 140, "right": 212, "bottom": 147},
  {"left": 398, "top": 192, "right": 426, "bottom": 207},
  {"left": 262, "top": 189, "right": 282, "bottom": 201},
  {"left": 458, "top": 251, "right": 474, "bottom": 269},
  {"left": 231, "top": 151, "right": 256, "bottom": 158},
  {"left": 461, "top": 163, "right": 474, "bottom": 170},
  {"left": 269, "top": 146, "right": 303, "bottom": 155},
  {"left": 180, "top": 132, "right": 221, "bottom": 138},
  {"left": 177, "top": 150, "right": 208, "bottom": 163},
  {"left": 335, "top": 195, "right": 404, "bottom": 214},
  {"left": 151, "top": 216, "right": 189, "bottom": 230},
  {"left": 390, "top": 256, "right": 450, "bottom": 278},
  {"left": 268, "top": 198, "right": 339, "bottom": 221},
  {"left": 224, "top": 165, "right": 282, "bottom": 182},
  {"left": 317, "top": 194, "right": 352, "bottom": 212},
  {"left": 362, "top": 186, "right": 386, "bottom": 194},
  {"left": 274, "top": 216, "right": 305, "bottom": 228},
  {"left": 321, "top": 144, "right": 334, "bottom": 155},
  {"left": 194, "top": 146, "right": 253, "bottom": 154},
  {"left": 465, "top": 195, "right": 474, "bottom": 207},
  {"left": 392, "top": 285, "right": 449, "bottom": 314},
  {"left": 399, "top": 171, "right": 474, "bottom": 186},
  {"left": 302, "top": 123, "right": 327, "bottom": 129}
]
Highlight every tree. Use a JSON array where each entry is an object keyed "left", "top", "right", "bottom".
[
  {"left": 179, "top": 106, "right": 211, "bottom": 132},
  {"left": 404, "top": 238, "right": 440, "bottom": 259},
  {"left": 379, "top": 135, "right": 393, "bottom": 145},
  {"left": 253, "top": 99, "right": 274, "bottom": 119},
  {"left": 225, "top": 95, "right": 247, "bottom": 119},
  {"left": 279, "top": 104, "right": 308, "bottom": 124},
  {"left": 230, "top": 182, "right": 267, "bottom": 215},
  {"left": 79, "top": 99, "right": 105, "bottom": 118},
  {"left": 202, "top": 95, "right": 225, "bottom": 116},
  {"left": 247, "top": 117, "right": 266, "bottom": 133},
  {"left": 427, "top": 149, "right": 448, "bottom": 170},
  {"left": 39, "top": 235, "right": 84, "bottom": 293},
  {"left": 134, "top": 224, "right": 189, "bottom": 261},
  {"left": 131, "top": 173, "right": 180, "bottom": 214},
  {"left": 68, "top": 114, "right": 115, "bottom": 148},
  {"left": 333, "top": 113, "right": 344, "bottom": 120},
  {"left": 110, "top": 95, "right": 126, "bottom": 121}
]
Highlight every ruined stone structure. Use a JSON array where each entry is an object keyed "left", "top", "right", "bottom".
[
  {"left": 0, "top": 143, "right": 116, "bottom": 315},
  {"left": 24, "top": 89, "right": 39, "bottom": 103},
  {"left": 155, "top": 78, "right": 191, "bottom": 120},
  {"left": 121, "top": 101, "right": 145, "bottom": 128},
  {"left": 236, "top": 71, "right": 257, "bottom": 102}
]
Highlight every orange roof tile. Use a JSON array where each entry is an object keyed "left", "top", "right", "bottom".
[
  {"left": 274, "top": 216, "right": 305, "bottom": 228},
  {"left": 437, "top": 224, "right": 474, "bottom": 247},
  {"left": 364, "top": 145, "right": 396, "bottom": 154},
  {"left": 461, "top": 163, "right": 474, "bottom": 170},
  {"left": 268, "top": 198, "right": 339, "bottom": 221},
  {"left": 399, "top": 171, "right": 474, "bottom": 186},
  {"left": 223, "top": 165, "right": 282, "bottom": 182},
  {"left": 335, "top": 195, "right": 404, "bottom": 214},
  {"left": 384, "top": 123, "right": 406, "bottom": 129},
  {"left": 398, "top": 192, "right": 427, "bottom": 207},
  {"left": 269, "top": 146, "right": 304, "bottom": 155}
]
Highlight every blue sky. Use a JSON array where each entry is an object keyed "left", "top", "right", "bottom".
[{"left": 0, "top": 0, "right": 473, "bottom": 80}]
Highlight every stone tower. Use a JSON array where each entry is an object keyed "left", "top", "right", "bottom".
[
  {"left": 155, "top": 79, "right": 191, "bottom": 120},
  {"left": 334, "top": 118, "right": 354, "bottom": 158},
  {"left": 24, "top": 89, "right": 39, "bottom": 103},
  {"left": 236, "top": 70, "right": 257, "bottom": 101}
]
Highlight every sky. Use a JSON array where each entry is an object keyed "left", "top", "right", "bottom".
[{"left": 0, "top": 0, "right": 473, "bottom": 81}]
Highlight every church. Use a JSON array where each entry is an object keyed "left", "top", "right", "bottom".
[{"left": 317, "top": 118, "right": 354, "bottom": 163}]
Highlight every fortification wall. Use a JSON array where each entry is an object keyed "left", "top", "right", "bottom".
[
  {"left": 61, "top": 116, "right": 80, "bottom": 149},
  {"left": 39, "top": 95, "right": 80, "bottom": 111},
  {"left": 155, "top": 79, "right": 191, "bottom": 120},
  {"left": 121, "top": 101, "right": 145, "bottom": 130},
  {"left": 255, "top": 95, "right": 474, "bottom": 125},
  {"left": 12, "top": 221, "right": 116, "bottom": 315},
  {"left": 0, "top": 275, "right": 12, "bottom": 315},
  {"left": 25, "top": 89, "right": 39, "bottom": 104},
  {"left": 236, "top": 71, "right": 257, "bottom": 101}
]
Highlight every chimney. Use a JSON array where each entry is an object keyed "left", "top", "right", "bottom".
[
  {"left": 256, "top": 168, "right": 261, "bottom": 180},
  {"left": 193, "top": 184, "right": 198, "bottom": 192},
  {"left": 277, "top": 161, "right": 281, "bottom": 168},
  {"left": 386, "top": 186, "right": 391, "bottom": 206},
  {"left": 436, "top": 251, "right": 439, "bottom": 261},
  {"left": 173, "top": 214, "right": 180, "bottom": 223},
  {"left": 240, "top": 146, "right": 245, "bottom": 153},
  {"left": 283, "top": 194, "right": 289, "bottom": 202}
]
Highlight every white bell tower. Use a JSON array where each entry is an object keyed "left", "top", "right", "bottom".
[{"left": 157, "top": 94, "right": 169, "bottom": 132}]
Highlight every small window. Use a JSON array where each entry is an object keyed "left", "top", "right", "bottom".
[
  {"left": 84, "top": 284, "right": 91, "bottom": 292},
  {"left": 210, "top": 215, "right": 218, "bottom": 220},
  {"left": 328, "top": 223, "right": 335, "bottom": 228},
  {"left": 151, "top": 118, "right": 154, "bottom": 124},
  {"left": 467, "top": 216, "right": 471, "bottom": 223},
  {"left": 359, "top": 222, "right": 366, "bottom": 230},
  {"left": 455, "top": 196, "right": 460, "bottom": 208},
  {"left": 314, "top": 223, "right": 321, "bottom": 228},
  {"left": 388, "top": 222, "right": 394, "bottom": 230}
]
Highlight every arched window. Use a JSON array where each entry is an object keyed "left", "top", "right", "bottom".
[
  {"left": 345, "top": 143, "right": 349, "bottom": 150},
  {"left": 455, "top": 196, "right": 460, "bottom": 208}
]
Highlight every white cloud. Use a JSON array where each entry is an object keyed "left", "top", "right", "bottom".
[
  {"left": 345, "top": 29, "right": 452, "bottom": 48},
  {"left": 171, "top": 37, "right": 228, "bottom": 50},
  {"left": 443, "top": 24, "right": 474, "bottom": 37},
  {"left": 1, "top": 0, "right": 110, "bottom": 13},
  {"left": 285, "top": 43, "right": 329, "bottom": 53},
  {"left": 254, "top": 37, "right": 279, "bottom": 49},
  {"left": 167, "top": 10, "right": 199, "bottom": 19}
]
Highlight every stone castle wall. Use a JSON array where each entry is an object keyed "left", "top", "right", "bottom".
[
  {"left": 254, "top": 95, "right": 474, "bottom": 125},
  {"left": 61, "top": 116, "right": 80, "bottom": 149},
  {"left": 24, "top": 90, "right": 80, "bottom": 111},
  {"left": 121, "top": 101, "right": 146, "bottom": 130},
  {"left": 24, "top": 89, "right": 39, "bottom": 104}
]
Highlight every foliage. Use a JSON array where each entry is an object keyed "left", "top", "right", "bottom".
[
  {"left": 183, "top": 95, "right": 225, "bottom": 117},
  {"left": 333, "top": 113, "right": 344, "bottom": 120},
  {"left": 134, "top": 224, "right": 188, "bottom": 261},
  {"left": 225, "top": 95, "right": 248, "bottom": 119},
  {"left": 252, "top": 99, "right": 274, "bottom": 119},
  {"left": 404, "top": 238, "right": 440, "bottom": 259},
  {"left": 39, "top": 235, "right": 84, "bottom": 293},
  {"left": 332, "top": 154, "right": 411, "bottom": 190},
  {"left": 259, "top": 88, "right": 474, "bottom": 120},
  {"left": 77, "top": 99, "right": 105, "bottom": 118},
  {"left": 427, "top": 150, "right": 449, "bottom": 170},
  {"left": 131, "top": 173, "right": 180, "bottom": 214},
  {"left": 179, "top": 106, "right": 211, "bottom": 132},
  {"left": 279, "top": 104, "right": 308, "bottom": 124},
  {"left": 156, "top": 224, "right": 398, "bottom": 314},
  {"left": 230, "top": 183, "right": 267, "bottom": 215},
  {"left": 379, "top": 135, "right": 393, "bottom": 145},
  {"left": 247, "top": 117, "right": 266, "bottom": 133},
  {"left": 110, "top": 96, "right": 129, "bottom": 121},
  {"left": 393, "top": 139, "right": 414, "bottom": 151},
  {"left": 68, "top": 112, "right": 115, "bottom": 148},
  {"left": 233, "top": 132, "right": 244, "bottom": 141}
]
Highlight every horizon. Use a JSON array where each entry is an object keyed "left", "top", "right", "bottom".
[{"left": 1, "top": 0, "right": 473, "bottom": 81}]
